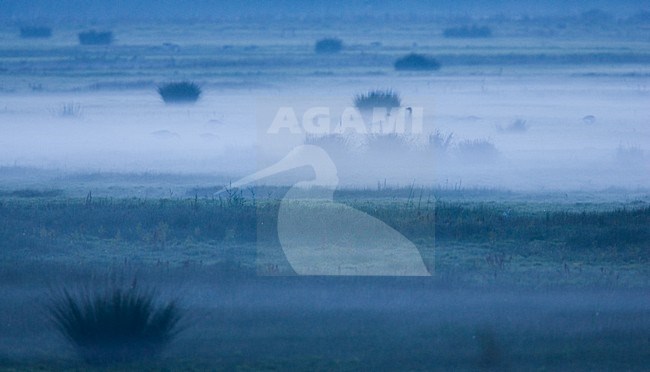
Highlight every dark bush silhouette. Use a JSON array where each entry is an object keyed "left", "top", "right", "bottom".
[
  {"left": 315, "top": 38, "right": 343, "bottom": 54},
  {"left": 443, "top": 25, "right": 492, "bottom": 38},
  {"left": 394, "top": 53, "right": 441, "bottom": 71},
  {"left": 20, "top": 26, "right": 52, "bottom": 38},
  {"left": 158, "top": 82, "right": 202, "bottom": 104},
  {"left": 50, "top": 281, "right": 182, "bottom": 365},
  {"left": 78, "top": 30, "right": 113, "bottom": 45},
  {"left": 354, "top": 89, "right": 401, "bottom": 111}
]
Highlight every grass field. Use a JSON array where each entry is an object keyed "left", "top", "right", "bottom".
[
  {"left": 0, "top": 187, "right": 648, "bottom": 369},
  {"left": 1, "top": 188, "right": 648, "bottom": 282}
]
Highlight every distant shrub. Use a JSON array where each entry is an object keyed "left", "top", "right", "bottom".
[
  {"left": 443, "top": 25, "right": 492, "bottom": 38},
  {"left": 50, "top": 281, "right": 182, "bottom": 365},
  {"left": 582, "top": 115, "right": 596, "bottom": 125},
  {"left": 315, "top": 38, "right": 343, "bottom": 54},
  {"left": 51, "top": 102, "right": 82, "bottom": 118},
  {"left": 158, "top": 82, "right": 202, "bottom": 104},
  {"left": 497, "top": 119, "right": 528, "bottom": 133},
  {"left": 428, "top": 130, "right": 454, "bottom": 154},
  {"left": 78, "top": 30, "right": 113, "bottom": 45},
  {"left": 394, "top": 53, "right": 441, "bottom": 71},
  {"left": 20, "top": 26, "right": 52, "bottom": 38},
  {"left": 456, "top": 139, "right": 499, "bottom": 162},
  {"left": 354, "top": 89, "right": 401, "bottom": 111}
]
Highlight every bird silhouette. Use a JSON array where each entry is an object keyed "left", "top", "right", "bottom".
[{"left": 218, "top": 145, "right": 430, "bottom": 276}]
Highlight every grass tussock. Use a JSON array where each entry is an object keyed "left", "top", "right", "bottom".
[
  {"left": 158, "top": 82, "right": 202, "bottom": 104},
  {"left": 314, "top": 38, "right": 343, "bottom": 54},
  {"left": 49, "top": 280, "right": 182, "bottom": 365},
  {"left": 394, "top": 53, "right": 441, "bottom": 71},
  {"left": 354, "top": 89, "right": 401, "bottom": 111},
  {"left": 53, "top": 102, "right": 83, "bottom": 118},
  {"left": 78, "top": 30, "right": 113, "bottom": 45}
]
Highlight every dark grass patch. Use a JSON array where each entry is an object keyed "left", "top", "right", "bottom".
[
  {"left": 0, "top": 196, "right": 259, "bottom": 248},
  {"left": 49, "top": 280, "right": 182, "bottom": 365},
  {"left": 3, "top": 189, "right": 63, "bottom": 198},
  {"left": 20, "top": 26, "right": 52, "bottom": 38},
  {"left": 315, "top": 38, "right": 343, "bottom": 54},
  {"left": 158, "top": 82, "right": 202, "bottom": 104},
  {"left": 78, "top": 30, "right": 113, "bottom": 45},
  {"left": 1, "top": 196, "right": 647, "bottom": 262},
  {"left": 354, "top": 89, "right": 401, "bottom": 111},
  {"left": 394, "top": 53, "right": 441, "bottom": 71},
  {"left": 443, "top": 25, "right": 492, "bottom": 38}
]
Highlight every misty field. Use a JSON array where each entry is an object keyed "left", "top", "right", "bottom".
[
  {"left": 0, "top": 188, "right": 648, "bottom": 370},
  {"left": 1, "top": 6, "right": 650, "bottom": 371}
]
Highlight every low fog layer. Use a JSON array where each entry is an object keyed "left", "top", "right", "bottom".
[
  {"left": 0, "top": 9, "right": 649, "bottom": 192},
  {"left": 1, "top": 74, "right": 648, "bottom": 191}
]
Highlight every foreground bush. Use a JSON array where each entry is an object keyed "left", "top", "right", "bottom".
[
  {"left": 20, "top": 26, "right": 52, "bottom": 38},
  {"left": 78, "top": 30, "right": 113, "bottom": 45},
  {"left": 50, "top": 281, "right": 182, "bottom": 365},
  {"left": 443, "top": 25, "right": 492, "bottom": 38},
  {"left": 315, "top": 38, "right": 343, "bottom": 54},
  {"left": 394, "top": 53, "right": 441, "bottom": 71},
  {"left": 158, "top": 82, "right": 202, "bottom": 104},
  {"left": 354, "top": 89, "right": 401, "bottom": 111}
]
